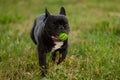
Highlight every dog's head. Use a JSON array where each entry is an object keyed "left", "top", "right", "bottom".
[{"left": 44, "top": 7, "right": 70, "bottom": 41}]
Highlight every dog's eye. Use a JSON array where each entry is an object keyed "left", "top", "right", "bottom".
[
  {"left": 64, "top": 24, "right": 69, "bottom": 29},
  {"left": 64, "top": 24, "right": 68, "bottom": 27}
]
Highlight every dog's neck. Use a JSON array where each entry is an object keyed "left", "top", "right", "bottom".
[{"left": 51, "top": 41, "right": 63, "bottom": 52}]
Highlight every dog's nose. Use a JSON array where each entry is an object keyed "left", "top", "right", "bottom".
[{"left": 59, "top": 26, "right": 64, "bottom": 30}]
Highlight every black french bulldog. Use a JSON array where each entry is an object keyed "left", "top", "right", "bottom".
[{"left": 30, "top": 7, "right": 70, "bottom": 76}]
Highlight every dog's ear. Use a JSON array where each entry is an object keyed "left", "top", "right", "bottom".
[
  {"left": 59, "top": 7, "right": 66, "bottom": 16},
  {"left": 44, "top": 8, "right": 50, "bottom": 20}
]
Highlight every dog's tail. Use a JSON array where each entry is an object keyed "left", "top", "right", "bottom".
[{"left": 30, "top": 19, "right": 37, "bottom": 44}]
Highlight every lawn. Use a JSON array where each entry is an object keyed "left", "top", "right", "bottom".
[{"left": 0, "top": 0, "right": 120, "bottom": 80}]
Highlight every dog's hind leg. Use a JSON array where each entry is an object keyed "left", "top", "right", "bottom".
[{"left": 30, "top": 19, "right": 37, "bottom": 44}]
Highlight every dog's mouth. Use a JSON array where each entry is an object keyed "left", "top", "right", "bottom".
[{"left": 51, "top": 35, "right": 59, "bottom": 41}]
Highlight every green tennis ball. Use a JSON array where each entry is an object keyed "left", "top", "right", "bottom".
[{"left": 59, "top": 33, "right": 68, "bottom": 41}]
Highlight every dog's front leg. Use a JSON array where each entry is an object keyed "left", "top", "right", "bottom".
[
  {"left": 57, "top": 49, "right": 67, "bottom": 64},
  {"left": 37, "top": 45, "right": 47, "bottom": 76}
]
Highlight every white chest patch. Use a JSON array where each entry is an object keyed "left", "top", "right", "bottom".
[{"left": 51, "top": 41, "right": 63, "bottom": 52}]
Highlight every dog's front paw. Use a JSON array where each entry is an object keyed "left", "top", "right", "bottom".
[{"left": 40, "top": 66, "right": 47, "bottom": 77}]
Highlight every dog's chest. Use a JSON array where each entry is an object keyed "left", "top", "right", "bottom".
[{"left": 51, "top": 41, "right": 63, "bottom": 52}]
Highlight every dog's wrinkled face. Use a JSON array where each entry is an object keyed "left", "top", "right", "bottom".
[
  {"left": 45, "top": 16, "right": 69, "bottom": 38},
  {"left": 44, "top": 8, "right": 70, "bottom": 41}
]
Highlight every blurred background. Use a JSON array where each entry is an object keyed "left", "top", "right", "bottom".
[{"left": 0, "top": 0, "right": 120, "bottom": 79}]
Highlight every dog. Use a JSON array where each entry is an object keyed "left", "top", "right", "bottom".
[{"left": 30, "top": 7, "right": 70, "bottom": 76}]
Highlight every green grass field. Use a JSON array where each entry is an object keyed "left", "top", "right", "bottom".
[{"left": 0, "top": 0, "right": 120, "bottom": 80}]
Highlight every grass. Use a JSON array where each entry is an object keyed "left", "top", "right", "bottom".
[{"left": 0, "top": 0, "right": 120, "bottom": 80}]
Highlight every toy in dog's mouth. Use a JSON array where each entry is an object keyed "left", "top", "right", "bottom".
[{"left": 51, "top": 33, "right": 68, "bottom": 41}]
